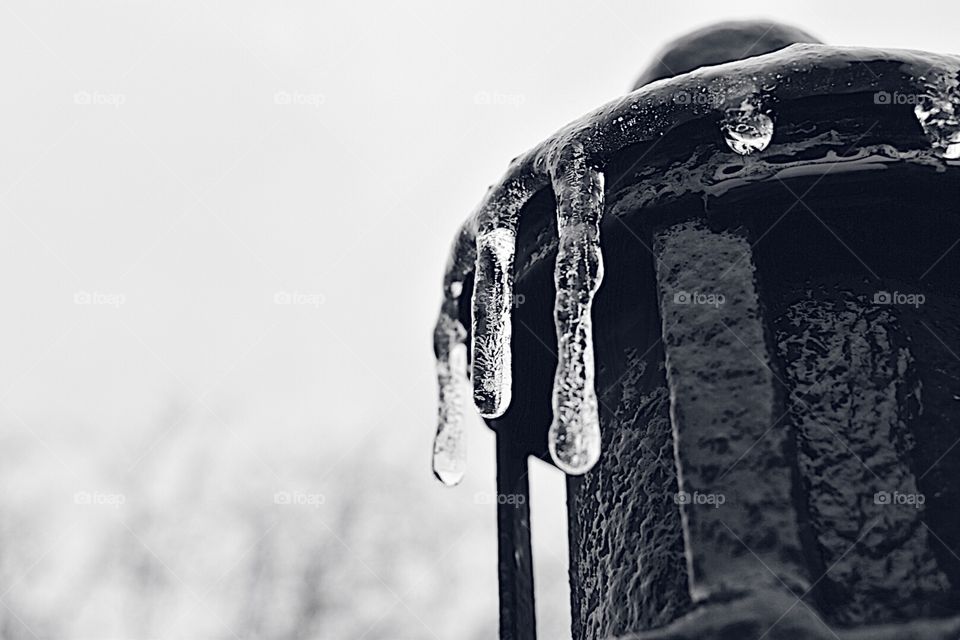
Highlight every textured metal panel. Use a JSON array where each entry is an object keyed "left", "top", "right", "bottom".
[{"left": 654, "top": 220, "right": 809, "bottom": 600}]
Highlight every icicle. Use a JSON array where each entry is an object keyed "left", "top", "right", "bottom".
[
  {"left": 547, "top": 144, "right": 604, "bottom": 475},
  {"left": 720, "top": 94, "right": 774, "bottom": 155},
  {"left": 471, "top": 190, "right": 524, "bottom": 419},
  {"left": 432, "top": 228, "right": 475, "bottom": 486},
  {"left": 914, "top": 71, "right": 960, "bottom": 159},
  {"left": 430, "top": 45, "right": 960, "bottom": 485},
  {"left": 433, "top": 312, "right": 469, "bottom": 486}
]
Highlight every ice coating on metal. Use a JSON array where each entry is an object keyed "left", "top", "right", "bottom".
[
  {"left": 548, "top": 144, "right": 605, "bottom": 475},
  {"left": 431, "top": 44, "right": 960, "bottom": 481},
  {"left": 915, "top": 70, "right": 960, "bottom": 159}
]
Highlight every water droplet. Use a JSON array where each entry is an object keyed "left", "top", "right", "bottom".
[
  {"left": 915, "top": 72, "right": 960, "bottom": 159},
  {"left": 721, "top": 97, "right": 774, "bottom": 155},
  {"left": 549, "top": 404, "right": 602, "bottom": 475}
]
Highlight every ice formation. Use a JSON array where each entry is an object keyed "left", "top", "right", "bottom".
[
  {"left": 432, "top": 314, "right": 468, "bottom": 486},
  {"left": 431, "top": 228, "right": 474, "bottom": 486},
  {"left": 471, "top": 227, "right": 517, "bottom": 418},
  {"left": 431, "top": 44, "right": 960, "bottom": 483},
  {"left": 547, "top": 144, "right": 604, "bottom": 475},
  {"left": 721, "top": 94, "right": 774, "bottom": 155},
  {"left": 915, "top": 70, "right": 960, "bottom": 159},
  {"left": 469, "top": 178, "right": 539, "bottom": 419}
]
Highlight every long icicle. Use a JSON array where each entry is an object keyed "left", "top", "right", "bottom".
[
  {"left": 547, "top": 143, "right": 604, "bottom": 475},
  {"left": 432, "top": 227, "right": 475, "bottom": 486},
  {"left": 471, "top": 182, "right": 528, "bottom": 419}
]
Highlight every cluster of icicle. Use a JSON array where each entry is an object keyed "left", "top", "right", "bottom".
[{"left": 431, "top": 44, "right": 960, "bottom": 485}]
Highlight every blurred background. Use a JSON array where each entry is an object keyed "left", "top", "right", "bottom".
[{"left": 0, "top": 1, "right": 958, "bottom": 638}]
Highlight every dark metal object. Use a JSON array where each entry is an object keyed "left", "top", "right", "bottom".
[
  {"left": 495, "top": 431, "right": 536, "bottom": 639},
  {"left": 451, "top": 22, "right": 960, "bottom": 640},
  {"left": 632, "top": 20, "right": 821, "bottom": 89}
]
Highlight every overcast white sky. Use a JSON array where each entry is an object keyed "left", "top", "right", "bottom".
[
  {"left": 1, "top": 1, "right": 959, "bottom": 637},
  {"left": 3, "top": 0, "right": 960, "bottom": 479},
  {"left": 4, "top": 0, "right": 960, "bottom": 457}
]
